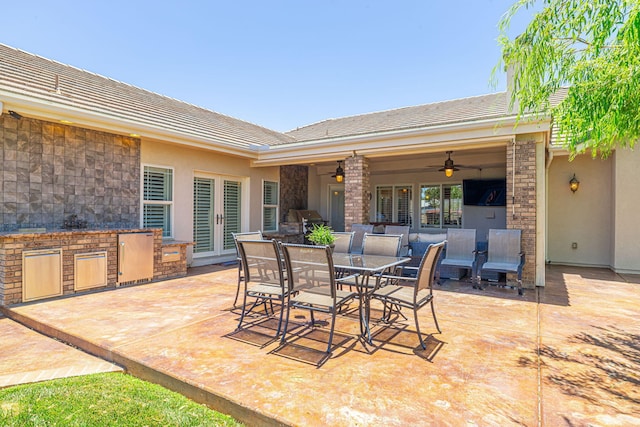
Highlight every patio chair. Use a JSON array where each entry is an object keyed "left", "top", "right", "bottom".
[
  {"left": 439, "top": 228, "right": 477, "bottom": 285},
  {"left": 362, "top": 233, "right": 403, "bottom": 257},
  {"left": 331, "top": 231, "right": 355, "bottom": 253},
  {"left": 232, "top": 231, "right": 264, "bottom": 308},
  {"left": 372, "top": 241, "right": 445, "bottom": 350},
  {"left": 477, "top": 229, "right": 526, "bottom": 295},
  {"left": 350, "top": 224, "right": 374, "bottom": 254},
  {"left": 344, "top": 233, "right": 404, "bottom": 290},
  {"left": 280, "top": 243, "right": 357, "bottom": 354},
  {"left": 236, "top": 239, "right": 290, "bottom": 336},
  {"left": 384, "top": 225, "right": 410, "bottom": 256}
]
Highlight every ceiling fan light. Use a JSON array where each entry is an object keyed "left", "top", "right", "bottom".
[
  {"left": 332, "top": 160, "right": 345, "bottom": 183},
  {"left": 438, "top": 151, "right": 459, "bottom": 177}
]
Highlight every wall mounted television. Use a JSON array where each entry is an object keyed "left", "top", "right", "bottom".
[{"left": 462, "top": 179, "right": 507, "bottom": 206}]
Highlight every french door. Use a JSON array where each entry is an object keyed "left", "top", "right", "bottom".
[{"left": 193, "top": 175, "right": 242, "bottom": 257}]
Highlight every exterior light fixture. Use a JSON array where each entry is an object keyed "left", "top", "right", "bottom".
[
  {"left": 8, "top": 110, "right": 22, "bottom": 120},
  {"left": 569, "top": 174, "right": 580, "bottom": 193},
  {"left": 438, "top": 151, "right": 459, "bottom": 178},
  {"left": 332, "top": 160, "right": 345, "bottom": 183}
]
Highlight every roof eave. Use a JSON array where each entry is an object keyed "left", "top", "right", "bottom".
[
  {"left": 253, "top": 114, "right": 551, "bottom": 166},
  {"left": 0, "top": 90, "right": 259, "bottom": 158}
]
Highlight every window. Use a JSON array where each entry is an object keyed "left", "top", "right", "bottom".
[
  {"left": 375, "top": 185, "right": 413, "bottom": 226},
  {"left": 263, "top": 180, "right": 279, "bottom": 232},
  {"left": 143, "top": 166, "right": 173, "bottom": 237},
  {"left": 420, "top": 183, "right": 462, "bottom": 229}
]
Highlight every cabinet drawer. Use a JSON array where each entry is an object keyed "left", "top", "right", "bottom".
[
  {"left": 22, "top": 249, "right": 63, "bottom": 302},
  {"left": 75, "top": 252, "right": 108, "bottom": 290}
]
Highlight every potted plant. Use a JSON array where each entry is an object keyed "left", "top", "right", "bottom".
[{"left": 306, "top": 223, "right": 336, "bottom": 248}]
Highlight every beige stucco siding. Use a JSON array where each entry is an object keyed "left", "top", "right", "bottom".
[
  {"left": 547, "top": 154, "right": 612, "bottom": 267},
  {"left": 141, "top": 139, "right": 279, "bottom": 265},
  {"left": 612, "top": 148, "right": 640, "bottom": 273}
]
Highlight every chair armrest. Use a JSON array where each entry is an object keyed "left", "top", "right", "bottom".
[
  {"left": 336, "top": 273, "right": 360, "bottom": 284},
  {"left": 379, "top": 273, "right": 416, "bottom": 285}
]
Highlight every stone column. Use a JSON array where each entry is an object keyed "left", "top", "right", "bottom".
[
  {"left": 506, "top": 137, "right": 537, "bottom": 287},
  {"left": 344, "top": 155, "right": 370, "bottom": 230},
  {"left": 279, "top": 165, "right": 309, "bottom": 218}
]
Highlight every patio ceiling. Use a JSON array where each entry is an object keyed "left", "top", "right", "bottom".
[{"left": 305, "top": 146, "right": 508, "bottom": 178}]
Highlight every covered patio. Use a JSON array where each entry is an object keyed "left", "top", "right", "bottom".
[{"left": 2, "top": 264, "right": 638, "bottom": 426}]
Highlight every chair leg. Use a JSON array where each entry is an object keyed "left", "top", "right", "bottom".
[
  {"left": 280, "top": 302, "right": 292, "bottom": 344},
  {"left": 413, "top": 307, "right": 427, "bottom": 350},
  {"left": 430, "top": 299, "right": 441, "bottom": 334},
  {"left": 236, "top": 292, "right": 253, "bottom": 330},
  {"left": 326, "top": 310, "right": 337, "bottom": 353},
  {"left": 233, "top": 265, "right": 242, "bottom": 307},
  {"left": 275, "top": 297, "right": 287, "bottom": 336}
]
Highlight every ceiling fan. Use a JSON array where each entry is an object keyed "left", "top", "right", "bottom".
[{"left": 430, "top": 151, "right": 482, "bottom": 177}]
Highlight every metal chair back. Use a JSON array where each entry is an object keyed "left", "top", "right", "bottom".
[
  {"left": 331, "top": 231, "right": 355, "bottom": 253},
  {"left": 350, "top": 224, "right": 374, "bottom": 254},
  {"left": 445, "top": 228, "right": 476, "bottom": 262},
  {"left": 237, "top": 239, "right": 284, "bottom": 288},
  {"left": 384, "top": 225, "right": 410, "bottom": 256},
  {"left": 487, "top": 229, "right": 521, "bottom": 264},
  {"left": 362, "top": 233, "right": 403, "bottom": 257},
  {"left": 416, "top": 241, "right": 445, "bottom": 296}
]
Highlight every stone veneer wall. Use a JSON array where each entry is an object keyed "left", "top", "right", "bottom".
[
  {"left": 279, "top": 165, "right": 308, "bottom": 220},
  {"left": 0, "top": 228, "right": 188, "bottom": 306},
  {"left": 0, "top": 116, "right": 140, "bottom": 231},
  {"left": 344, "top": 155, "right": 370, "bottom": 230},
  {"left": 155, "top": 241, "right": 189, "bottom": 282},
  {"left": 506, "top": 138, "right": 537, "bottom": 287}
]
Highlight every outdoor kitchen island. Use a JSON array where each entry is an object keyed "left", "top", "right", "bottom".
[{"left": 0, "top": 228, "right": 189, "bottom": 306}]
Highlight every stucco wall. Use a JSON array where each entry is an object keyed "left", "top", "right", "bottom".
[
  {"left": 547, "top": 153, "right": 612, "bottom": 267},
  {"left": 141, "top": 139, "right": 279, "bottom": 264},
  {"left": 612, "top": 148, "right": 640, "bottom": 273}
]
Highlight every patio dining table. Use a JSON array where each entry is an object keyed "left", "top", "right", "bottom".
[{"left": 332, "top": 252, "right": 410, "bottom": 344}]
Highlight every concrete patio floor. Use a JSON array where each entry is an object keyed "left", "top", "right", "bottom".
[{"left": 1, "top": 264, "right": 639, "bottom": 426}]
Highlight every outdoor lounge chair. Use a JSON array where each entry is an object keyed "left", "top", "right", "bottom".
[
  {"left": 331, "top": 231, "right": 355, "bottom": 253},
  {"left": 232, "top": 231, "right": 264, "bottom": 308},
  {"left": 439, "top": 228, "right": 477, "bottom": 284},
  {"left": 477, "top": 229, "right": 526, "bottom": 295},
  {"left": 372, "top": 241, "right": 445, "bottom": 350},
  {"left": 350, "top": 224, "right": 374, "bottom": 254},
  {"left": 280, "top": 243, "right": 357, "bottom": 354},
  {"left": 236, "top": 239, "right": 290, "bottom": 337}
]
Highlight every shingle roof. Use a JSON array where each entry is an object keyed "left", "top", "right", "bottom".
[
  {"left": 0, "top": 43, "right": 295, "bottom": 149},
  {"left": 284, "top": 93, "right": 512, "bottom": 142},
  {"left": 284, "top": 89, "right": 568, "bottom": 143}
]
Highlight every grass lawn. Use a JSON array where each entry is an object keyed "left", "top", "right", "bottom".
[{"left": 0, "top": 372, "right": 243, "bottom": 426}]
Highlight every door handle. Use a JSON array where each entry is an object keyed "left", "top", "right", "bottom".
[{"left": 118, "top": 242, "right": 125, "bottom": 275}]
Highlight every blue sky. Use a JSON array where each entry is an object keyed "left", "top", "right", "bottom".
[{"left": 1, "top": 1, "right": 535, "bottom": 132}]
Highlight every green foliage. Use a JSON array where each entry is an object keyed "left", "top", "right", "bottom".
[
  {"left": 306, "top": 223, "right": 336, "bottom": 246},
  {"left": 0, "top": 373, "right": 242, "bottom": 427},
  {"left": 496, "top": 0, "right": 640, "bottom": 158}
]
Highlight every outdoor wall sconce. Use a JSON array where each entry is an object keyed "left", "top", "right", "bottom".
[
  {"left": 332, "top": 160, "right": 345, "bottom": 183},
  {"left": 569, "top": 174, "right": 580, "bottom": 193},
  {"left": 438, "top": 151, "right": 459, "bottom": 178},
  {"left": 8, "top": 110, "right": 22, "bottom": 120}
]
